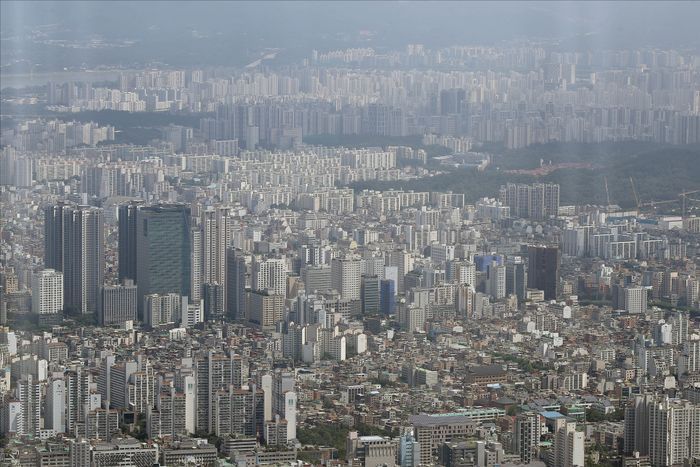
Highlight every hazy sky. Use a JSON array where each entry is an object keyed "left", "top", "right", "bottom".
[{"left": 2, "top": 1, "right": 699, "bottom": 71}]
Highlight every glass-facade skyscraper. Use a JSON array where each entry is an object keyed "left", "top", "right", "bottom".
[{"left": 135, "top": 204, "right": 192, "bottom": 314}]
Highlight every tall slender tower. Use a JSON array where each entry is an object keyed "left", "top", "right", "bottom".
[
  {"left": 63, "top": 206, "right": 104, "bottom": 316},
  {"left": 226, "top": 248, "right": 248, "bottom": 320},
  {"left": 44, "top": 203, "right": 68, "bottom": 271},
  {"left": 202, "top": 207, "right": 230, "bottom": 287},
  {"left": 117, "top": 201, "right": 143, "bottom": 283},
  {"left": 46, "top": 205, "right": 105, "bottom": 316}
]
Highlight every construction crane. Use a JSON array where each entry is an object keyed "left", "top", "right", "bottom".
[
  {"left": 637, "top": 188, "right": 700, "bottom": 213},
  {"left": 680, "top": 189, "right": 700, "bottom": 216},
  {"left": 603, "top": 176, "right": 611, "bottom": 206},
  {"left": 629, "top": 177, "right": 640, "bottom": 209}
]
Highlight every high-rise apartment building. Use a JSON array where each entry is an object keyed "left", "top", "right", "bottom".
[
  {"left": 649, "top": 398, "right": 700, "bottom": 467},
  {"left": 63, "top": 206, "right": 105, "bottom": 316},
  {"left": 201, "top": 206, "right": 230, "bottom": 309},
  {"left": 194, "top": 351, "right": 233, "bottom": 433},
  {"left": 499, "top": 183, "right": 560, "bottom": 220},
  {"left": 45, "top": 204, "right": 105, "bottom": 316},
  {"left": 32, "top": 269, "right": 63, "bottom": 316},
  {"left": 252, "top": 257, "right": 287, "bottom": 296},
  {"left": 514, "top": 412, "right": 541, "bottom": 464},
  {"left": 553, "top": 421, "right": 585, "bottom": 467}
]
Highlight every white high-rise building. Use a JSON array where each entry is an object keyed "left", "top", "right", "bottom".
[
  {"left": 487, "top": 263, "right": 506, "bottom": 300},
  {"left": 649, "top": 398, "right": 700, "bottom": 466},
  {"left": 190, "top": 227, "right": 203, "bottom": 303},
  {"left": 272, "top": 371, "right": 297, "bottom": 442},
  {"left": 331, "top": 257, "right": 362, "bottom": 300},
  {"left": 514, "top": 412, "right": 541, "bottom": 464},
  {"left": 32, "top": 269, "right": 63, "bottom": 315},
  {"left": 45, "top": 378, "right": 66, "bottom": 433},
  {"left": 553, "top": 421, "right": 584, "bottom": 467},
  {"left": 201, "top": 207, "right": 230, "bottom": 287},
  {"left": 625, "top": 287, "right": 647, "bottom": 314},
  {"left": 252, "top": 257, "right": 288, "bottom": 296},
  {"left": 16, "top": 375, "right": 42, "bottom": 437},
  {"left": 680, "top": 334, "right": 700, "bottom": 375}
]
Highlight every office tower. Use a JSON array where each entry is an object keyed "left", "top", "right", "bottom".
[
  {"left": 99, "top": 280, "right": 137, "bottom": 325},
  {"left": 398, "top": 431, "right": 421, "bottom": 467},
  {"left": 553, "top": 421, "right": 584, "bottom": 467},
  {"left": 194, "top": 351, "right": 233, "bottom": 433},
  {"left": 388, "top": 249, "right": 412, "bottom": 294},
  {"left": 486, "top": 262, "right": 506, "bottom": 300},
  {"left": 514, "top": 412, "right": 541, "bottom": 463},
  {"left": 50, "top": 205, "right": 104, "bottom": 316},
  {"left": 44, "top": 203, "right": 68, "bottom": 271},
  {"left": 506, "top": 257, "right": 527, "bottom": 301},
  {"left": 135, "top": 204, "right": 192, "bottom": 313},
  {"left": 331, "top": 257, "right": 362, "bottom": 300},
  {"left": 16, "top": 375, "right": 42, "bottom": 437},
  {"left": 226, "top": 248, "right": 248, "bottom": 320},
  {"left": 45, "top": 378, "right": 66, "bottom": 433},
  {"left": 649, "top": 398, "right": 700, "bottom": 466},
  {"left": 117, "top": 201, "right": 143, "bottom": 283},
  {"left": 249, "top": 290, "right": 285, "bottom": 330},
  {"left": 624, "top": 394, "right": 655, "bottom": 455},
  {"left": 361, "top": 275, "right": 380, "bottom": 315},
  {"left": 203, "top": 283, "right": 225, "bottom": 321},
  {"left": 624, "top": 287, "right": 648, "bottom": 314},
  {"left": 252, "top": 257, "right": 287, "bottom": 296},
  {"left": 527, "top": 246, "right": 560, "bottom": 300},
  {"left": 380, "top": 279, "right": 396, "bottom": 315},
  {"left": 32, "top": 269, "right": 63, "bottom": 316},
  {"left": 301, "top": 265, "right": 332, "bottom": 293},
  {"left": 212, "top": 386, "right": 265, "bottom": 438},
  {"left": 109, "top": 361, "right": 138, "bottom": 410}
]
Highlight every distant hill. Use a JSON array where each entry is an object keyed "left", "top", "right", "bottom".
[{"left": 350, "top": 142, "right": 700, "bottom": 210}]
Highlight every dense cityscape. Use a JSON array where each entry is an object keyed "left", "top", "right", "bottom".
[{"left": 1, "top": 2, "right": 700, "bottom": 467}]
